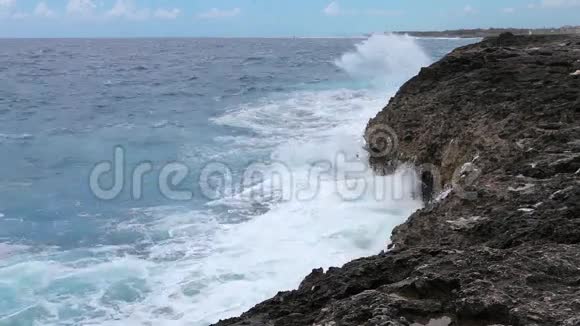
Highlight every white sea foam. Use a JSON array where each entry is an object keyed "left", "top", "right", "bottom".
[
  {"left": 335, "top": 34, "right": 431, "bottom": 88},
  {"left": 0, "top": 34, "right": 431, "bottom": 326},
  {"left": 0, "top": 133, "right": 34, "bottom": 141},
  {"left": 0, "top": 244, "right": 28, "bottom": 260}
]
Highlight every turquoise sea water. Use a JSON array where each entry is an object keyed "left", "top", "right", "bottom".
[{"left": 0, "top": 36, "right": 475, "bottom": 325}]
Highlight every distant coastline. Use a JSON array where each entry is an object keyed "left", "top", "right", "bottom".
[{"left": 390, "top": 26, "right": 580, "bottom": 38}]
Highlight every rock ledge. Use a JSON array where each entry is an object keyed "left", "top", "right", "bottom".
[{"left": 214, "top": 34, "right": 580, "bottom": 326}]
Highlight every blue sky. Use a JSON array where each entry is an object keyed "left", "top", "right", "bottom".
[{"left": 0, "top": 0, "right": 578, "bottom": 37}]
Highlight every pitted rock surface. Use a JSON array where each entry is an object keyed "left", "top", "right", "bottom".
[{"left": 214, "top": 34, "right": 580, "bottom": 326}]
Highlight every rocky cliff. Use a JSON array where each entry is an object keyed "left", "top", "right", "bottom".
[{"left": 214, "top": 34, "right": 580, "bottom": 326}]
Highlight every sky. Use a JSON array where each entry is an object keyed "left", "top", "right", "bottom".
[{"left": 0, "top": 0, "right": 578, "bottom": 37}]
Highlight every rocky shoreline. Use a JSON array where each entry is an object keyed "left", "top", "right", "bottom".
[
  {"left": 392, "top": 27, "right": 580, "bottom": 39},
  {"left": 214, "top": 34, "right": 580, "bottom": 326}
]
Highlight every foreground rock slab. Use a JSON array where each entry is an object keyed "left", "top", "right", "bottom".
[{"left": 214, "top": 34, "right": 580, "bottom": 326}]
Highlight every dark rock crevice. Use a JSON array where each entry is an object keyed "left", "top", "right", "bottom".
[{"left": 214, "top": 34, "right": 580, "bottom": 326}]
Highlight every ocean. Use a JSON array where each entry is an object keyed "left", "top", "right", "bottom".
[{"left": 0, "top": 35, "right": 476, "bottom": 325}]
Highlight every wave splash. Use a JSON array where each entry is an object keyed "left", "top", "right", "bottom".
[
  {"left": 335, "top": 34, "right": 431, "bottom": 88},
  {"left": 0, "top": 35, "right": 431, "bottom": 326},
  {"left": 194, "top": 34, "right": 429, "bottom": 323}
]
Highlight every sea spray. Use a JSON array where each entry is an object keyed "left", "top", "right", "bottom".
[
  {"left": 190, "top": 34, "right": 431, "bottom": 323},
  {"left": 335, "top": 34, "right": 432, "bottom": 88},
  {"left": 0, "top": 36, "right": 474, "bottom": 326}
]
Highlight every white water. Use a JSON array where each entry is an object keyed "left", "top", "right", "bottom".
[
  {"left": 335, "top": 34, "right": 431, "bottom": 88},
  {"left": 0, "top": 34, "right": 429, "bottom": 326}
]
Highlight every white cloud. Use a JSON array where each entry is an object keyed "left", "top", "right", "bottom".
[
  {"left": 0, "top": 0, "right": 15, "bottom": 15},
  {"left": 463, "top": 5, "right": 477, "bottom": 14},
  {"left": 323, "top": 1, "right": 341, "bottom": 16},
  {"left": 198, "top": 8, "right": 241, "bottom": 19},
  {"left": 502, "top": 7, "right": 516, "bottom": 13},
  {"left": 0, "top": 0, "right": 14, "bottom": 8},
  {"left": 322, "top": 2, "right": 401, "bottom": 17},
  {"left": 107, "top": 0, "right": 150, "bottom": 20},
  {"left": 0, "top": 0, "right": 56, "bottom": 19},
  {"left": 154, "top": 8, "right": 181, "bottom": 20},
  {"left": 540, "top": 0, "right": 580, "bottom": 7},
  {"left": 11, "top": 12, "right": 29, "bottom": 19},
  {"left": 66, "top": 0, "right": 96, "bottom": 16},
  {"left": 65, "top": 0, "right": 180, "bottom": 21},
  {"left": 0, "top": 0, "right": 17, "bottom": 19},
  {"left": 34, "top": 2, "right": 55, "bottom": 17}
]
